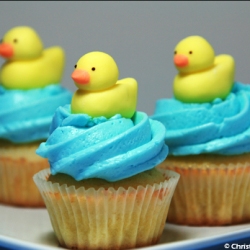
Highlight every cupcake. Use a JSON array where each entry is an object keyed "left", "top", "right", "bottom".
[
  {"left": 0, "top": 26, "right": 72, "bottom": 207},
  {"left": 33, "top": 51, "right": 180, "bottom": 250},
  {"left": 151, "top": 35, "right": 250, "bottom": 226}
]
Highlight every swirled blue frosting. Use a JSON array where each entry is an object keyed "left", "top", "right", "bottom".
[
  {"left": 0, "top": 84, "right": 72, "bottom": 143},
  {"left": 151, "top": 82, "right": 250, "bottom": 156},
  {"left": 36, "top": 105, "right": 169, "bottom": 181}
]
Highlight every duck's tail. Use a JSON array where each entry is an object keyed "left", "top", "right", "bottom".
[
  {"left": 43, "top": 46, "right": 65, "bottom": 83},
  {"left": 117, "top": 78, "right": 138, "bottom": 117}
]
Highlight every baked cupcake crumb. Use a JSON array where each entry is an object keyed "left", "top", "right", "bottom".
[{"left": 48, "top": 168, "right": 166, "bottom": 190}]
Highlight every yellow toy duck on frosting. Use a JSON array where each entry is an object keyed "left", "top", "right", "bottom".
[
  {"left": 71, "top": 51, "right": 137, "bottom": 119},
  {"left": 0, "top": 26, "right": 65, "bottom": 90},
  {"left": 173, "top": 35, "right": 235, "bottom": 103}
]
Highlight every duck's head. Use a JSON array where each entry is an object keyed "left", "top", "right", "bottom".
[
  {"left": 0, "top": 26, "right": 43, "bottom": 61},
  {"left": 173, "top": 36, "right": 215, "bottom": 74},
  {"left": 71, "top": 51, "right": 119, "bottom": 91}
]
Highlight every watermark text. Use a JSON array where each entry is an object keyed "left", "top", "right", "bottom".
[{"left": 224, "top": 243, "right": 250, "bottom": 249}]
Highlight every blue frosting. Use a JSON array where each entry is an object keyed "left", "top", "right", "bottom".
[
  {"left": 0, "top": 84, "right": 72, "bottom": 143},
  {"left": 151, "top": 82, "right": 250, "bottom": 156},
  {"left": 37, "top": 105, "right": 169, "bottom": 182}
]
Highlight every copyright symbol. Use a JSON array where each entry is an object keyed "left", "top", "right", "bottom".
[{"left": 224, "top": 243, "right": 230, "bottom": 249}]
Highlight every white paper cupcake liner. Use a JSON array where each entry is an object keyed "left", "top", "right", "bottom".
[
  {"left": 0, "top": 156, "right": 48, "bottom": 207},
  {"left": 33, "top": 168, "right": 179, "bottom": 250},
  {"left": 158, "top": 158, "right": 250, "bottom": 226}
]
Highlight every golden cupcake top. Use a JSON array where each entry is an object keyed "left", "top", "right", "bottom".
[{"left": 48, "top": 168, "right": 166, "bottom": 190}]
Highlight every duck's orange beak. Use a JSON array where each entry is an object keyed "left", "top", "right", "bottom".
[
  {"left": 174, "top": 54, "right": 188, "bottom": 67},
  {"left": 0, "top": 43, "right": 14, "bottom": 58},
  {"left": 71, "top": 69, "right": 90, "bottom": 84}
]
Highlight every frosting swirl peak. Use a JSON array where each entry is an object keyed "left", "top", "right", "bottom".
[
  {"left": 37, "top": 105, "right": 168, "bottom": 182},
  {"left": 152, "top": 82, "right": 250, "bottom": 156},
  {"left": 0, "top": 84, "right": 72, "bottom": 143}
]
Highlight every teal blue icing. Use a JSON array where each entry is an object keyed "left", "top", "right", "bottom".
[
  {"left": 37, "top": 105, "right": 169, "bottom": 182},
  {"left": 151, "top": 82, "right": 250, "bottom": 156},
  {"left": 0, "top": 84, "right": 72, "bottom": 143}
]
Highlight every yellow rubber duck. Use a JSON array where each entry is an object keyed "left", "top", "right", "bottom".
[
  {"left": 0, "top": 26, "right": 65, "bottom": 90},
  {"left": 71, "top": 51, "right": 137, "bottom": 119},
  {"left": 173, "top": 35, "right": 235, "bottom": 103}
]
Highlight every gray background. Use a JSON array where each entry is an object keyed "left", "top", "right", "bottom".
[{"left": 1, "top": 1, "right": 250, "bottom": 115}]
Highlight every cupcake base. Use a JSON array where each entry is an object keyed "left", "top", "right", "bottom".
[
  {"left": 0, "top": 140, "right": 49, "bottom": 207},
  {"left": 157, "top": 153, "right": 250, "bottom": 226},
  {"left": 33, "top": 168, "right": 179, "bottom": 250}
]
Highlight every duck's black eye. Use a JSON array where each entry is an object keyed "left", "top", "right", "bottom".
[
  {"left": 189, "top": 51, "right": 193, "bottom": 54},
  {"left": 92, "top": 67, "right": 96, "bottom": 71},
  {"left": 74, "top": 64, "right": 77, "bottom": 68},
  {"left": 13, "top": 39, "right": 18, "bottom": 43},
  {"left": 174, "top": 51, "right": 177, "bottom": 55}
]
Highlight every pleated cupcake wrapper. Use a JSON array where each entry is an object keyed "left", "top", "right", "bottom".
[
  {"left": 33, "top": 168, "right": 179, "bottom": 250},
  {"left": 158, "top": 159, "right": 250, "bottom": 226},
  {"left": 0, "top": 156, "right": 48, "bottom": 207}
]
